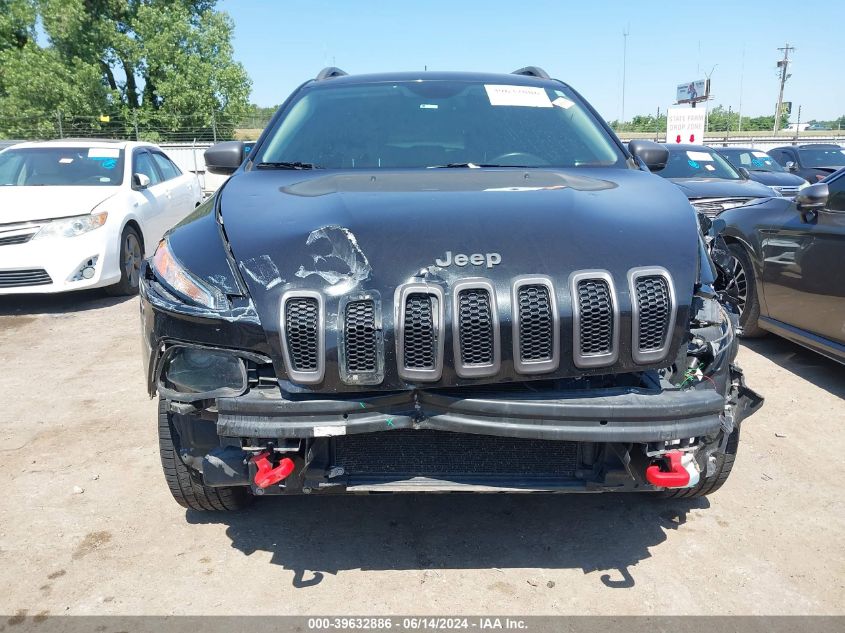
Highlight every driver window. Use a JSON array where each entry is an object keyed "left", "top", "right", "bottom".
[{"left": 134, "top": 151, "right": 162, "bottom": 185}]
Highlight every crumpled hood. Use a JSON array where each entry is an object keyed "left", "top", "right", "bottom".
[
  {"left": 0, "top": 186, "right": 117, "bottom": 224},
  {"left": 668, "top": 177, "right": 776, "bottom": 200},
  {"left": 218, "top": 167, "right": 700, "bottom": 390}
]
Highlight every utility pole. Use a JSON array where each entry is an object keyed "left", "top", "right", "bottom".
[
  {"left": 56, "top": 109, "right": 63, "bottom": 137},
  {"left": 738, "top": 45, "right": 745, "bottom": 133},
  {"left": 621, "top": 25, "right": 629, "bottom": 124},
  {"left": 773, "top": 43, "right": 795, "bottom": 133}
]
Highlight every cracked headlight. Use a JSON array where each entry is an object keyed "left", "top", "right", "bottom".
[
  {"left": 33, "top": 212, "right": 108, "bottom": 239},
  {"left": 151, "top": 239, "right": 228, "bottom": 310}
]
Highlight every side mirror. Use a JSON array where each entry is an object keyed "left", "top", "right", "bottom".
[
  {"left": 795, "top": 183, "right": 828, "bottom": 211},
  {"left": 737, "top": 167, "right": 751, "bottom": 179},
  {"left": 133, "top": 173, "right": 151, "bottom": 189},
  {"left": 628, "top": 140, "right": 669, "bottom": 171},
  {"left": 204, "top": 141, "right": 245, "bottom": 175},
  {"left": 785, "top": 161, "right": 797, "bottom": 172}
]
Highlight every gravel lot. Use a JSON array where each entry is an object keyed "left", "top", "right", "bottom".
[{"left": 1, "top": 291, "right": 843, "bottom": 617}]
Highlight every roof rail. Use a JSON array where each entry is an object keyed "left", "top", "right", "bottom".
[
  {"left": 316, "top": 67, "right": 348, "bottom": 81},
  {"left": 511, "top": 66, "right": 550, "bottom": 80}
]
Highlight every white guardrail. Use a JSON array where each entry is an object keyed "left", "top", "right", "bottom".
[{"left": 160, "top": 136, "right": 845, "bottom": 196}]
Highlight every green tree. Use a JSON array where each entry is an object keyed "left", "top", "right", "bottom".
[{"left": 0, "top": 0, "right": 251, "bottom": 140}]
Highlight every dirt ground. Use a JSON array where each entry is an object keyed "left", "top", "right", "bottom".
[{"left": 0, "top": 290, "right": 843, "bottom": 617}]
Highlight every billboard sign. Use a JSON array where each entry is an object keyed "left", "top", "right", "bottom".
[
  {"left": 667, "top": 106, "right": 707, "bottom": 144},
  {"left": 676, "top": 79, "right": 708, "bottom": 104}
]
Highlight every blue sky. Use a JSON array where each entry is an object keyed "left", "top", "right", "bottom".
[{"left": 219, "top": 0, "right": 845, "bottom": 122}]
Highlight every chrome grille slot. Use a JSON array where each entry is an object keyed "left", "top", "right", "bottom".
[
  {"left": 636, "top": 277, "right": 670, "bottom": 350},
  {"left": 344, "top": 300, "right": 378, "bottom": 373},
  {"left": 458, "top": 289, "right": 493, "bottom": 364},
  {"left": 396, "top": 284, "right": 445, "bottom": 381},
  {"left": 578, "top": 280, "right": 613, "bottom": 354},
  {"left": 512, "top": 277, "right": 558, "bottom": 374},
  {"left": 404, "top": 294, "right": 435, "bottom": 369},
  {"left": 280, "top": 291, "right": 324, "bottom": 384},
  {"left": 571, "top": 271, "right": 618, "bottom": 368},
  {"left": 0, "top": 268, "right": 52, "bottom": 288},
  {"left": 629, "top": 267, "right": 676, "bottom": 364},
  {"left": 452, "top": 279, "right": 500, "bottom": 378}
]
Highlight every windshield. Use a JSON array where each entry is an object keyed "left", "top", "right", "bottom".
[
  {"left": 718, "top": 149, "right": 785, "bottom": 173},
  {"left": 0, "top": 147, "right": 125, "bottom": 186},
  {"left": 255, "top": 80, "right": 626, "bottom": 169},
  {"left": 798, "top": 147, "right": 845, "bottom": 168},
  {"left": 655, "top": 148, "right": 740, "bottom": 180}
]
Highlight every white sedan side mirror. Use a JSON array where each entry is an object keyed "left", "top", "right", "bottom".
[{"left": 133, "top": 173, "right": 151, "bottom": 189}]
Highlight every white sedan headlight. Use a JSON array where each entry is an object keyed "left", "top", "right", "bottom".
[{"left": 32, "top": 212, "right": 108, "bottom": 239}]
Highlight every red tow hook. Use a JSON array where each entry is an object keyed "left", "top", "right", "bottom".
[
  {"left": 645, "top": 450, "right": 691, "bottom": 488},
  {"left": 251, "top": 452, "right": 295, "bottom": 489}
]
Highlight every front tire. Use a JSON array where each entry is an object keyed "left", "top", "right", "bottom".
[
  {"left": 724, "top": 243, "right": 765, "bottom": 338},
  {"left": 158, "top": 398, "right": 253, "bottom": 511},
  {"left": 106, "top": 225, "right": 143, "bottom": 296}
]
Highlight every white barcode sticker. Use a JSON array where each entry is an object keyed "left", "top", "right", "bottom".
[{"left": 485, "top": 85, "right": 552, "bottom": 108}]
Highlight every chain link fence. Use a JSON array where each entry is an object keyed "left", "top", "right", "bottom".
[{"left": 0, "top": 113, "right": 273, "bottom": 143}]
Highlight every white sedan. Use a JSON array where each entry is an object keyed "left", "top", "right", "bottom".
[{"left": 0, "top": 139, "right": 202, "bottom": 295}]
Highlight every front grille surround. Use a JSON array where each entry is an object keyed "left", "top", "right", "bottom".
[
  {"left": 339, "top": 293, "right": 384, "bottom": 385},
  {"left": 451, "top": 278, "right": 500, "bottom": 378},
  {"left": 628, "top": 266, "right": 676, "bottom": 364},
  {"left": 511, "top": 276, "right": 559, "bottom": 374},
  {"left": 570, "top": 270, "right": 619, "bottom": 368},
  {"left": 395, "top": 283, "right": 445, "bottom": 382},
  {"left": 279, "top": 290, "right": 325, "bottom": 384}
]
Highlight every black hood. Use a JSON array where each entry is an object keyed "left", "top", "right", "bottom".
[
  {"left": 667, "top": 177, "right": 776, "bottom": 200},
  {"left": 745, "top": 170, "right": 807, "bottom": 187},
  {"left": 217, "top": 167, "right": 700, "bottom": 391}
]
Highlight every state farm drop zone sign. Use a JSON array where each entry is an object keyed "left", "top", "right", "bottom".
[{"left": 667, "top": 106, "right": 707, "bottom": 144}]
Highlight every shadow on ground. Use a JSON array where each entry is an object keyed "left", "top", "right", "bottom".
[
  {"left": 0, "top": 289, "right": 133, "bottom": 317},
  {"left": 741, "top": 336, "right": 845, "bottom": 400},
  {"left": 189, "top": 493, "right": 707, "bottom": 588}
]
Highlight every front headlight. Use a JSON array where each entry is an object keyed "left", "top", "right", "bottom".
[
  {"left": 32, "top": 212, "right": 108, "bottom": 239},
  {"left": 151, "top": 239, "right": 228, "bottom": 310}
]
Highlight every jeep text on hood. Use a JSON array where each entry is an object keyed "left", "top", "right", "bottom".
[{"left": 139, "top": 68, "right": 761, "bottom": 510}]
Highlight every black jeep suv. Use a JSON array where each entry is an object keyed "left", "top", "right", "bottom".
[{"left": 139, "top": 67, "right": 761, "bottom": 511}]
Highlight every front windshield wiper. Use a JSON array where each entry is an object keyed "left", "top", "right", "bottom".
[
  {"left": 255, "top": 161, "right": 319, "bottom": 170},
  {"left": 427, "top": 162, "right": 533, "bottom": 169}
]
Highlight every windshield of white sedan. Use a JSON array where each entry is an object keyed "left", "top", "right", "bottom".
[
  {"left": 256, "top": 81, "right": 625, "bottom": 169},
  {"left": 0, "top": 147, "right": 125, "bottom": 186},
  {"left": 656, "top": 148, "right": 740, "bottom": 180}
]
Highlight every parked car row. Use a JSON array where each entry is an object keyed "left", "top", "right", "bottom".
[
  {"left": 0, "top": 140, "right": 202, "bottom": 295},
  {"left": 646, "top": 142, "right": 844, "bottom": 364}
]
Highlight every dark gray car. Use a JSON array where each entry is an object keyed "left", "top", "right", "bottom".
[
  {"left": 717, "top": 168, "right": 845, "bottom": 363},
  {"left": 137, "top": 68, "right": 761, "bottom": 511},
  {"left": 649, "top": 144, "right": 778, "bottom": 216},
  {"left": 711, "top": 146, "right": 808, "bottom": 197}
]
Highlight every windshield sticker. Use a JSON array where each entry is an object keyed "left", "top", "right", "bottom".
[
  {"left": 552, "top": 96, "right": 575, "bottom": 109},
  {"left": 90, "top": 157, "right": 118, "bottom": 170},
  {"left": 419, "top": 104, "right": 438, "bottom": 109},
  {"left": 704, "top": 164, "right": 715, "bottom": 171},
  {"left": 88, "top": 148, "right": 120, "bottom": 158},
  {"left": 59, "top": 158, "right": 74, "bottom": 164},
  {"left": 687, "top": 159, "right": 699, "bottom": 169},
  {"left": 484, "top": 85, "right": 552, "bottom": 108},
  {"left": 751, "top": 158, "right": 765, "bottom": 168},
  {"left": 752, "top": 151, "right": 769, "bottom": 158},
  {"left": 686, "top": 151, "right": 714, "bottom": 162}
]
